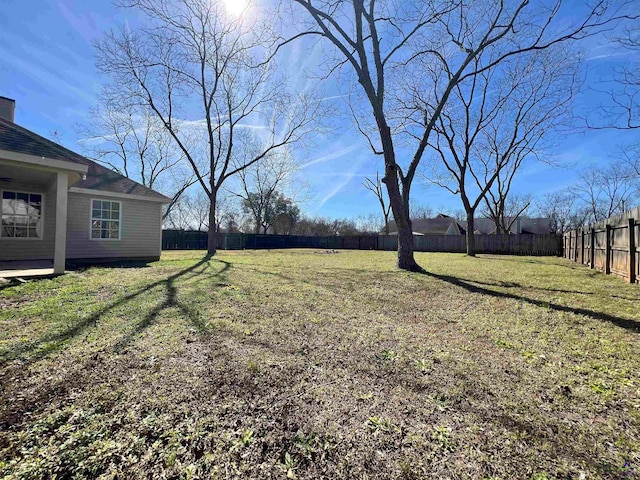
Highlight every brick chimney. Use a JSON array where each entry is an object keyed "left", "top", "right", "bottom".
[{"left": 0, "top": 96, "right": 16, "bottom": 122}]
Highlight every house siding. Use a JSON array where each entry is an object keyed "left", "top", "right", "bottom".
[
  {"left": 66, "top": 192, "right": 162, "bottom": 260},
  {"left": 0, "top": 180, "right": 56, "bottom": 261}
]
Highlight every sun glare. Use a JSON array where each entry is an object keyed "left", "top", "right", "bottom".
[{"left": 222, "top": 0, "right": 248, "bottom": 17}]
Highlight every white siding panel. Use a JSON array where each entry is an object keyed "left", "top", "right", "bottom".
[
  {"left": 66, "top": 192, "right": 162, "bottom": 260},
  {"left": 0, "top": 181, "right": 56, "bottom": 261}
]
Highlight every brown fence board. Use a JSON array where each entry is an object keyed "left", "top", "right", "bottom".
[{"left": 563, "top": 207, "right": 640, "bottom": 284}]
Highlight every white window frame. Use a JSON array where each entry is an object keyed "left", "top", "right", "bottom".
[
  {"left": 0, "top": 189, "right": 45, "bottom": 241},
  {"left": 90, "top": 198, "right": 122, "bottom": 241}
]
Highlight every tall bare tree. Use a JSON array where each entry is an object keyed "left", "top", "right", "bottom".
[
  {"left": 483, "top": 192, "right": 532, "bottom": 234},
  {"left": 95, "top": 0, "right": 317, "bottom": 255},
  {"left": 534, "top": 191, "right": 589, "bottom": 234},
  {"left": 410, "top": 203, "right": 435, "bottom": 220},
  {"left": 570, "top": 160, "right": 638, "bottom": 221},
  {"left": 79, "top": 96, "right": 195, "bottom": 219},
  {"left": 284, "top": 0, "right": 629, "bottom": 270},
  {"left": 233, "top": 149, "right": 301, "bottom": 234},
  {"left": 363, "top": 172, "right": 391, "bottom": 234},
  {"left": 587, "top": 15, "right": 640, "bottom": 130},
  {"left": 423, "top": 47, "right": 577, "bottom": 255},
  {"left": 165, "top": 189, "right": 238, "bottom": 231}
]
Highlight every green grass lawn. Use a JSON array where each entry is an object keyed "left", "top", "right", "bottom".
[{"left": 1, "top": 250, "right": 639, "bottom": 479}]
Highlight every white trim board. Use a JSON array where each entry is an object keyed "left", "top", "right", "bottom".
[
  {"left": 69, "top": 187, "right": 171, "bottom": 204},
  {"left": 0, "top": 150, "right": 88, "bottom": 175}
]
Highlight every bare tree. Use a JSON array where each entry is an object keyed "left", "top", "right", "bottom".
[
  {"left": 587, "top": 15, "right": 640, "bottom": 130},
  {"left": 363, "top": 172, "right": 391, "bottom": 234},
  {"left": 79, "top": 96, "right": 196, "bottom": 219},
  {"left": 619, "top": 142, "right": 640, "bottom": 181},
  {"left": 483, "top": 192, "right": 532, "bottom": 234},
  {"left": 423, "top": 47, "right": 576, "bottom": 255},
  {"left": 410, "top": 203, "right": 434, "bottom": 220},
  {"left": 534, "top": 191, "right": 589, "bottom": 234},
  {"left": 95, "top": 0, "right": 318, "bottom": 255},
  {"left": 164, "top": 188, "right": 238, "bottom": 231},
  {"left": 356, "top": 213, "right": 384, "bottom": 234},
  {"left": 233, "top": 150, "right": 300, "bottom": 234},
  {"left": 284, "top": 0, "right": 628, "bottom": 270},
  {"left": 570, "top": 160, "right": 638, "bottom": 222}
]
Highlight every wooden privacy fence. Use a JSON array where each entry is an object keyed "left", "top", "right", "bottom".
[
  {"left": 163, "top": 230, "right": 562, "bottom": 256},
  {"left": 563, "top": 206, "right": 639, "bottom": 284}
]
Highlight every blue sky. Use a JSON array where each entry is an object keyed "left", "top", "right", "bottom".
[{"left": 0, "top": 0, "right": 636, "bottom": 220}]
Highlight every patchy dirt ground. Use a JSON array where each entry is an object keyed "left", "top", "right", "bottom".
[{"left": 0, "top": 250, "right": 639, "bottom": 479}]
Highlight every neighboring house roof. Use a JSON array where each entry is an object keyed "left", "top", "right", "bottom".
[
  {"left": 519, "top": 217, "right": 553, "bottom": 235},
  {"left": 0, "top": 117, "right": 171, "bottom": 202},
  {"left": 387, "top": 216, "right": 465, "bottom": 235}
]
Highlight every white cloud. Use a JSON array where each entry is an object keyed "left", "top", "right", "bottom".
[{"left": 300, "top": 144, "right": 360, "bottom": 169}]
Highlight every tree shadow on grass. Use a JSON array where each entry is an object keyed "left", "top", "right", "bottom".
[
  {"left": 110, "top": 259, "right": 229, "bottom": 352},
  {"left": 419, "top": 271, "right": 640, "bottom": 333},
  {"left": 0, "top": 255, "right": 230, "bottom": 366},
  {"left": 466, "top": 278, "right": 640, "bottom": 301},
  {"left": 0, "top": 255, "right": 232, "bottom": 433}
]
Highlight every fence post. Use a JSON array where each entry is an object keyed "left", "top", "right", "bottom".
[
  {"left": 590, "top": 228, "right": 595, "bottom": 269},
  {"left": 629, "top": 219, "right": 636, "bottom": 284},
  {"left": 605, "top": 224, "right": 612, "bottom": 275}
]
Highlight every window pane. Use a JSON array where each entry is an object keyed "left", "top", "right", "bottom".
[
  {"left": 93, "top": 200, "right": 102, "bottom": 210},
  {"left": 101, "top": 229, "right": 109, "bottom": 239},
  {"left": 112, "top": 202, "right": 120, "bottom": 212},
  {"left": 2, "top": 216, "right": 14, "bottom": 237},
  {"left": 2, "top": 192, "right": 15, "bottom": 215},
  {"left": 92, "top": 228, "right": 100, "bottom": 239},
  {"left": 92, "top": 209, "right": 101, "bottom": 219},
  {"left": 92, "top": 220, "right": 101, "bottom": 229},
  {"left": 13, "top": 199, "right": 28, "bottom": 215},
  {"left": 29, "top": 201, "right": 41, "bottom": 216},
  {"left": 111, "top": 211, "right": 119, "bottom": 220},
  {"left": 0, "top": 193, "right": 43, "bottom": 238},
  {"left": 1, "top": 199, "right": 10, "bottom": 215},
  {"left": 14, "top": 215, "right": 28, "bottom": 226}
]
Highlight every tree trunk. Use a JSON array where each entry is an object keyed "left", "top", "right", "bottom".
[
  {"left": 385, "top": 169, "right": 420, "bottom": 271},
  {"left": 207, "top": 193, "right": 217, "bottom": 256},
  {"left": 493, "top": 216, "right": 502, "bottom": 235},
  {"left": 466, "top": 211, "right": 476, "bottom": 257}
]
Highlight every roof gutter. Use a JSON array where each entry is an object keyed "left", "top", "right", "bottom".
[
  {"left": 68, "top": 187, "right": 172, "bottom": 204},
  {"left": 0, "top": 149, "right": 89, "bottom": 175}
]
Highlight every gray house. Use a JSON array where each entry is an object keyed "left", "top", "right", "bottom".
[{"left": 0, "top": 97, "right": 171, "bottom": 275}]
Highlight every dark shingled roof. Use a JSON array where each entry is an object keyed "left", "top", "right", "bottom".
[
  {"left": 387, "top": 216, "right": 465, "bottom": 235},
  {"left": 0, "top": 117, "right": 170, "bottom": 202}
]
